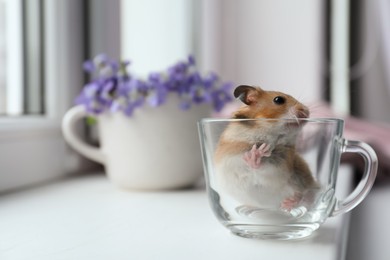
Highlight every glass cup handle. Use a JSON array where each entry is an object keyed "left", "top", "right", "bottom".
[{"left": 331, "top": 139, "right": 378, "bottom": 217}]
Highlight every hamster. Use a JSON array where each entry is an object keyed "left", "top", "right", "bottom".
[{"left": 214, "top": 85, "right": 319, "bottom": 213}]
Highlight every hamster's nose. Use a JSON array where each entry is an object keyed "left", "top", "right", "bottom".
[{"left": 296, "top": 106, "right": 310, "bottom": 119}]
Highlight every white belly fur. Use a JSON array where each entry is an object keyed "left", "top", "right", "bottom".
[{"left": 215, "top": 154, "right": 295, "bottom": 209}]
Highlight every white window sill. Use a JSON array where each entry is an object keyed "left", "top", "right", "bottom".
[{"left": 0, "top": 166, "right": 353, "bottom": 260}]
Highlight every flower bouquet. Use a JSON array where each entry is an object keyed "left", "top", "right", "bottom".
[
  {"left": 76, "top": 54, "right": 233, "bottom": 119},
  {"left": 62, "top": 54, "right": 234, "bottom": 190}
]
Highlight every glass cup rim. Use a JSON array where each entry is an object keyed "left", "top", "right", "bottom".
[{"left": 199, "top": 117, "right": 344, "bottom": 124}]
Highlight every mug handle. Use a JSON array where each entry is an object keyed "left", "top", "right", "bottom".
[
  {"left": 331, "top": 139, "right": 378, "bottom": 217},
  {"left": 62, "top": 105, "right": 106, "bottom": 164}
]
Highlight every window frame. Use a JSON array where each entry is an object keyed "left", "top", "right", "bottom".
[
  {"left": 0, "top": 0, "right": 86, "bottom": 192},
  {"left": 3, "top": 0, "right": 24, "bottom": 115}
]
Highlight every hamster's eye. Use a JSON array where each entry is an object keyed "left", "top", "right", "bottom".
[{"left": 273, "top": 96, "right": 286, "bottom": 105}]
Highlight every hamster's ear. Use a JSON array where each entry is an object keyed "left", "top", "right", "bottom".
[{"left": 234, "top": 85, "right": 261, "bottom": 105}]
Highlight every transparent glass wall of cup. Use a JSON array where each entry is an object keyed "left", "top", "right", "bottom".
[{"left": 198, "top": 118, "right": 377, "bottom": 240}]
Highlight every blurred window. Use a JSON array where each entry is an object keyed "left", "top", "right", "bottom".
[
  {"left": 0, "top": 0, "right": 86, "bottom": 193},
  {"left": 0, "top": 0, "right": 43, "bottom": 116}
]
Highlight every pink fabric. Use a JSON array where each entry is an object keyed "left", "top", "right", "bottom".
[
  {"left": 311, "top": 102, "right": 390, "bottom": 179},
  {"left": 214, "top": 101, "right": 390, "bottom": 179}
]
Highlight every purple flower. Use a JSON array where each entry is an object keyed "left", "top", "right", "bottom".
[
  {"left": 83, "top": 54, "right": 125, "bottom": 81},
  {"left": 93, "top": 53, "right": 109, "bottom": 66},
  {"left": 98, "top": 61, "right": 119, "bottom": 79},
  {"left": 109, "top": 79, "right": 145, "bottom": 116},
  {"left": 188, "top": 55, "right": 196, "bottom": 66},
  {"left": 76, "top": 54, "right": 234, "bottom": 117},
  {"left": 190, "top": 84, "right": 212, "bottom": 104},
  {"left": 83, "top": 60, "right": 95, "bottom": 73},
  {"left": 165, "top": 61, "right": 191, "bottom": 91},
  {"left": 147, "top": 73, "right": 168, "bottom": 107},
  {"left": 203, "top": 72, "right": 218, "bottom": 88},
  {"left": 75, "top": 81, "right": 106, "bottom": 114},
  {"left": 211, "top": 82, "right": 234, "bottom": 112},
  {"left": 99, "top": 79, "right": 116, "bottom": 106}
]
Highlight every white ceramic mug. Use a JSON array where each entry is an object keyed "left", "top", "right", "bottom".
[{"left": 62, "top": 98, "right": 210, "bottom": 190}]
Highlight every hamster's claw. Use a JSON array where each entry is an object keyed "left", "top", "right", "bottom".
[
  {"left": 243, "top": 143, "right": 272, "bottom": 169},
  {"left": 281, "top": 193, "right": 302, "bottom": 211},
  {"left": 258, "top": 143, "right": 272, "bottom": 157}
]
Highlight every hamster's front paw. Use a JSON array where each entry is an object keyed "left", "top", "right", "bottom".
[{"left": 243, "top": 143, "right": 272, "bottom": 169}]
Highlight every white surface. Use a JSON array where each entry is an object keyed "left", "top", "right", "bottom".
[{"left": 0, "top": 167, "right": 353, "bottom": 260}]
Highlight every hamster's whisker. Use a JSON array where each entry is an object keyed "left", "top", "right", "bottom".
[
  {"left": 293, "top": 115, "right": 300, "bottom": 125},
  {"left": 288, "top": 112, "right": 300, "bottom": 125}
]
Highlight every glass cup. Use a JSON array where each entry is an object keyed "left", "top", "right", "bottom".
[{"left": 198, "top": 118, "right": 378, "bottom": 240}]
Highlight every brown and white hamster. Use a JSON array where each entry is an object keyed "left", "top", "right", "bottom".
[{"left": 214, "top": 85, "right": 319, "bottom": 212}]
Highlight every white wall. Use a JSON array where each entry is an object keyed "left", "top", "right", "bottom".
[
  {"left": 120, "top": 0, "right": 193, "bottom": 76},
  {"left": 200, "top": 0, "right": 325, "bottom": 103},
  {"left": 120, "top": 0, "right": 324, "bottom": 101},
  {"left": 89, "top": 0, "right": 121, "bottom": 60}
]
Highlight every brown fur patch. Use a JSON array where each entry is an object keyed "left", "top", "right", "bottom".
[
  {"left": 291, "top": 153, "right": 318, "bottom": 189},
  {"left": 233, "top": 86, "right": 309, "bottom": 120},
  {"left": 214, "top": 139, "right": 251, "bottom": 163}
]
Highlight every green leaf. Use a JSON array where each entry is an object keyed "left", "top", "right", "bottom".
[{"left": 86, "top": 116, "right": 97, "bottom": 126}]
